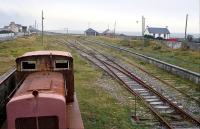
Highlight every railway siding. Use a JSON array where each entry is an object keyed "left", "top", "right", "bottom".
[
  {"left": 64, "top": 39, "right": 200, "bottom": 128},
  {"left": 86, "top": 39, "right": 200, "bottom": 85}
]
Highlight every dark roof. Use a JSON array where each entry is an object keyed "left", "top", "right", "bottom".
[
  {"left": 147, "top": 27, "right": 170, "bottom": 34},
  {"left": 85, "top": 28, "right": 99, "bottom": 33}
]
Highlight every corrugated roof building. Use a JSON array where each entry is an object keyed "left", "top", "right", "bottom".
[{"left": 84, "top": 28, "right": 99, "bottom": 36}]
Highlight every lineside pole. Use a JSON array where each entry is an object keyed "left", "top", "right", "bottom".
[
  {"left": 42, "top": 10, "right": 44, "bottom": 46},
  {"left": 184, "top": 14, "right": 188, "bottom": 40},
  {"left": 114, "top": 21, "right": 116, "bottom": 38},
  {"left": 199, "top": 0, "right": 200, "bottom": 40}
]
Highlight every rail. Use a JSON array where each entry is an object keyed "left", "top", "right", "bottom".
[
  {"left": 61, "top": 39, "right": 200, "bottom": 129},
  {"left": 85, "top": 39, "right": 200, "bottom": 85}
]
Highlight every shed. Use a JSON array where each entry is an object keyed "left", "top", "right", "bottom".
[
  {"left": 84, "top": 28, "right": 99, "bottom": 36},
  {"left": 144, "top": 27, "right": 170, "bottom": 39}
]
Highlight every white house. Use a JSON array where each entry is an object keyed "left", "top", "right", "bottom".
[
  {"left": 4, "top": 22, "right": 23, "bottom": 33},
  {"left": 144, "top": 26, "right": 170, "bottom": 39}
]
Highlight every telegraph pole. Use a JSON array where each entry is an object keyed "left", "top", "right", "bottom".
[
  {"left": 185, "top": 14, "right": 188, "bottom": 39},
  {"left": 199, "top": 0, "right": 200, "bottom": 39},
  {"left": 42, "top": 10, "right": 44, "bottom": 46},
  {"left": 142, "top": 16, "right": 145, "bottom": 37},
  {"left": 35, "top": 20, "right": 37, "bottom": 29},
  {"left": 113, "top": 21, "right": 116, "bottom": 38}
]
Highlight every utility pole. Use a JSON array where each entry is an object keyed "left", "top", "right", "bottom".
[
  {"left": 35, "top": 20, "right": 37, "bottom": 29},
  {"left": 64, "top": 28, "right": 68, "bottom": 35},
  {"left": 113, "top": 21, "right": 116, "bottom": 38},
  {"left": 42, "top": 10, "right": 44, "bottom": 46},
  {"left": 199, "top": 0, "right": 200, "bottom": 39},
  {"left": 185, "top": 14, "right": 188, "bottom": 39},
  {"left": 142, "top": 16, "right": 145, "bottom": 37}
]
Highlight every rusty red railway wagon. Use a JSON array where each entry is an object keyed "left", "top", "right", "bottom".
[{"left": 3, "top": 51, "right": 84, "bottom": 129}]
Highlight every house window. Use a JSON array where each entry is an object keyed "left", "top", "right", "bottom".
[
  {"left": 21, "top": 61, "right": 36, "bottom": 71},
  {"left": 54, "top": 60, "right": 69, "bottom": 70}
]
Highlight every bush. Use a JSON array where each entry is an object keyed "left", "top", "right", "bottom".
[
  {"left": 156, "top": 37, "right": 164, "bottom": 40},
  {"left": 144, "top": 35, "right": 154, "bottom": 39}
]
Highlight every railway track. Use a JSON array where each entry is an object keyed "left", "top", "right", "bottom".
[
  {"left": 83, "top": 38, "right": 200, "bottom": 85},
  {"left": 59, "top": 39, "right": 200, "bottom": 129},
  {"left": 76, "top": 38, "right": 200, "bottom": 112}
]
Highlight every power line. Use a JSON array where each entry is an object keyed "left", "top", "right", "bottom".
[{"left": 35, "top": 20, "right": 37, "bottom": 29}]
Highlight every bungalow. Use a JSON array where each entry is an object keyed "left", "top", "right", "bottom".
[
  {"left": 144, "top": 26, "right": 170, "bottom": 39},
  {"left": 84, "top": 28, "right": 99, "bottom": 36}
]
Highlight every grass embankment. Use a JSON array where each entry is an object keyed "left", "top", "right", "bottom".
[
  {"left": 89, "top": 36, "right": 200, "bottom": 73},
  {"left": 0, "top": 35, "right": 152, "bottom": 129}
]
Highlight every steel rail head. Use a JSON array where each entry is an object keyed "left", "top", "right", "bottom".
[
  {"left": 79, "top": 38, "right": 200, "bottom": 126},
  {"left": 62, "top": 39, "right": 200, "bottom": 127},
  {"left": 63, "top": 39, "right": 174, "bottom": 129}
]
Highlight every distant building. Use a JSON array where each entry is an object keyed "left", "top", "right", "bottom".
[
  {"left": 22, "top": 26, "right": 27, "bottom": 33},
  {"left": 102, "top": 29, "right": 114, "bottom": 37},
  {"left": 84, "top": 28, "right": 99, "bottom": 36},
  {"left": 3, "top": 22, "right": 26, "bottom": 33},
  {"left": 15, "top": 24, "right": 22, "bottom": 32},
  {"left": 144, "top": 26, "right": 170, "bottom": 39}
]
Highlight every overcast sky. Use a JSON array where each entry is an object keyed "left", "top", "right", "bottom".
[{"left": 0, "top": 0, "right": 199, "bottom": 34}]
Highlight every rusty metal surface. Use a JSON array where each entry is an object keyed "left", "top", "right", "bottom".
[
  {"left": 2, "top": 94, "right": 84, "bottom": 129},
  {"left": 66, "top": 94, "right": 84, "bottom": 129},
  {"left": 17, "top": 50, "right": 72, "bottom": 59},
  {"left": 14, "top": 72, "right": 65, "bottom": 97},
  {"left": 1, "top": 50, "right": 80, "bottom": 129}
]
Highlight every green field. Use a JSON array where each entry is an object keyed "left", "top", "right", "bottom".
[
  {"left": 0, "top": 35, "right": 154, "bottom": 129},
  {"left": 88, "top": 36, "right": 200, "bottom": 73}
]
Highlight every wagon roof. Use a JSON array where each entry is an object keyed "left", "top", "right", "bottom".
[{"left": 17, "top": 50, "right": 72, "bottom": 59}]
